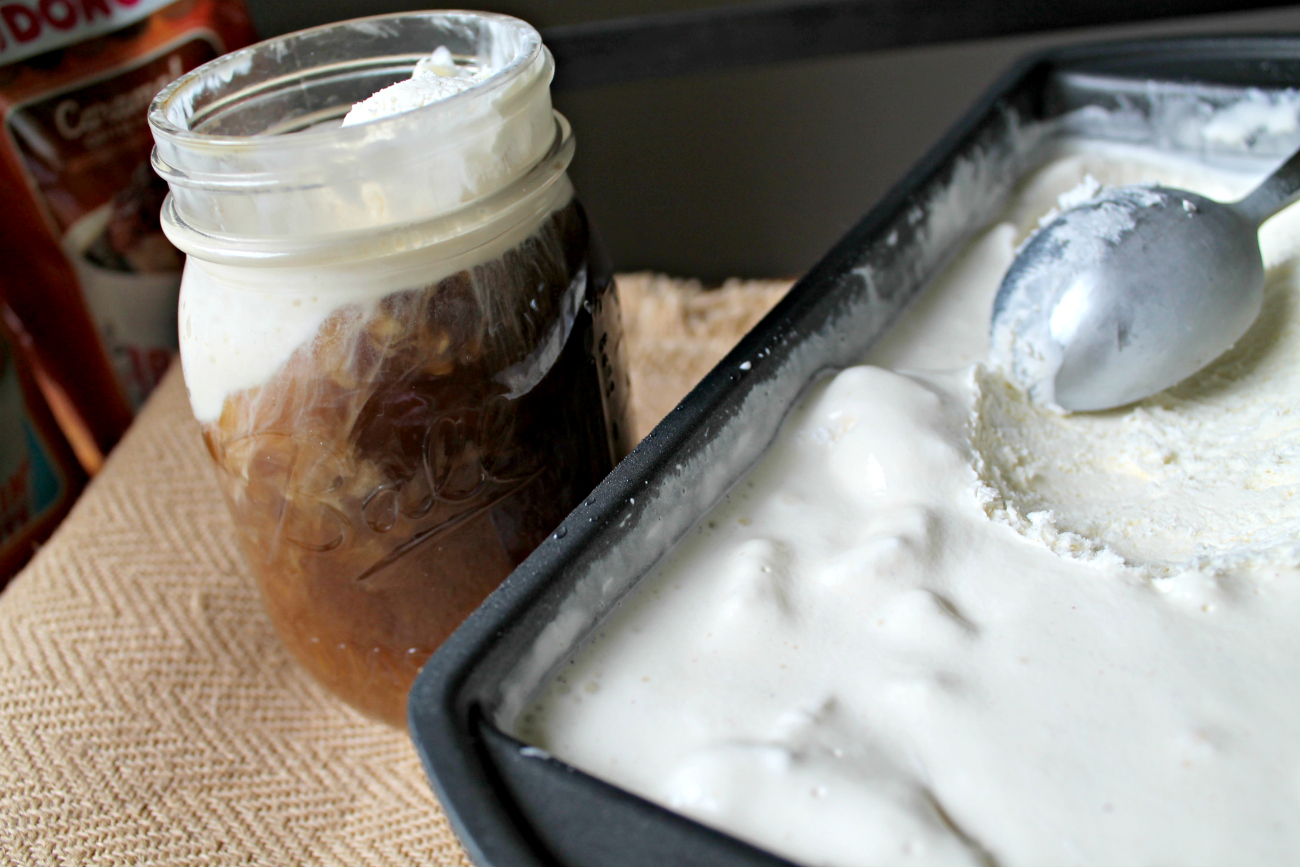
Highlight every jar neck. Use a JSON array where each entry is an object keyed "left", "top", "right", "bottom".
[{"left": 149, "top": 12, "right": 558, "bottom": 257}]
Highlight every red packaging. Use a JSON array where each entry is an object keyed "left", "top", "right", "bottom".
[
  {"left": 0, "top": 0, "right": 256, "bottom": 462},
  {"left": 0, "top": 303, "right": 86, "bottom": 585}
]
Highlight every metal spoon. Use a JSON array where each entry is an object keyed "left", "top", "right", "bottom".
[{"left": 989, "top": 147, "right": 1300, "bottom": 412}]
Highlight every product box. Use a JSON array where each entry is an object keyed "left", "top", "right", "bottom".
[{"left": 0, "top": 0, "right": 256, "bottom": 460}]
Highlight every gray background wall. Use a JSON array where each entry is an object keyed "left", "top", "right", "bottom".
[{"left": 248, "top": 1, "right": 1300, "bottom": 281}]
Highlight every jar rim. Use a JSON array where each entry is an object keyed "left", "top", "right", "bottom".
[
  {"left": 161, "top": 113, "right": 575, "bottom": 267},
  {"left": 148, "top": 10, "right": 560, "bottom": 244},
  {"left": 148, "top": 10, "right": 542, "bottom": 153}
]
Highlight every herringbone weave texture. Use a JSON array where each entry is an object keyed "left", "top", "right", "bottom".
[{"left": 0, "top": 274, "right": 790, "bottom": 866}]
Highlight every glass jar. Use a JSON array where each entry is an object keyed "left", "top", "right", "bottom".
[{"left": 148, "top": 12, "right": 633, "bottom": 727}]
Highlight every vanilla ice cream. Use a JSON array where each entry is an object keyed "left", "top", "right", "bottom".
[{"left": 518, "top": 141, "right": 1300, "bottom": 865}]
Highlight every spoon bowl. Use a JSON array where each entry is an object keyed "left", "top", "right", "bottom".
[{"left": 990, "top": 148, "right": 1300, "bottom": 412}]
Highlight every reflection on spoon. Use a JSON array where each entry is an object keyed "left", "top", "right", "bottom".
[{"left": 990, "top": 146, "right": 1300, "bottom": 412}]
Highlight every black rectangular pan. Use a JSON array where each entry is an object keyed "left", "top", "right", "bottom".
[{"left": 408, "top": 35, "right": 1300, "bottom": 867}]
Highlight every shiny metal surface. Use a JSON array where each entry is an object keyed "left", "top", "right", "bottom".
[{"left": 990, "top": 146, "right": 1300, "bottom": 411}]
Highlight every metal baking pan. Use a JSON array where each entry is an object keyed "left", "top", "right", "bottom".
[{"left": 408, "top": 36, "right": 1300, "bottom": 867}]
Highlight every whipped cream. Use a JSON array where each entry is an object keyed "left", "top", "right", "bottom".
[
  {"left": 519, "top": 142, "right": 1300, "bottom": 866},
  {"left": 341, "top": 47, "right": 486, "bottom": 127}
]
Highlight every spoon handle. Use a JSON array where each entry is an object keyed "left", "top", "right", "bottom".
[{"left": 1234, "top": 145, "right": 1300, "bottom": 227}]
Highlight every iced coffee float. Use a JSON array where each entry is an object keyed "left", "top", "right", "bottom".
[{"left": 150, "top": 13, "right": 631, "bottom": 726}]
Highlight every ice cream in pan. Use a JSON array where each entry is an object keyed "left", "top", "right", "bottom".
[{"left": 517, "top": 140, "right": 1300, "bottom": 866}]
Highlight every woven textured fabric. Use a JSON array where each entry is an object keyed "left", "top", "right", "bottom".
[
  {"left": 618, "top": 273, "right": 794, "bottom": 442},
  {"left": 0, "top": 275, "right": 791, "bottom": 867}
]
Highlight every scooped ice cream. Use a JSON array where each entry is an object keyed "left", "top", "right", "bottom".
[
  {"left": 518, "top": 141, "right": 1300, "bottom": 866},
  {"left": 173, "top": 29, "right": 560, "bottom": 425}
]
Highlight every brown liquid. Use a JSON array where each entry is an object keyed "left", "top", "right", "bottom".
[{"left": 203, "top": 200, "right": 632, "bottom": 726}]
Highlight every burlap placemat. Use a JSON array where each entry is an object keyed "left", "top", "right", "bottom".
[{"left": 0, "top": 274, "right": 791, "bottom": 867}]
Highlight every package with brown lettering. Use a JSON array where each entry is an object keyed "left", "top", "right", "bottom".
[{"left": 0, "top": 0, "right": 256, "bottom": 465}]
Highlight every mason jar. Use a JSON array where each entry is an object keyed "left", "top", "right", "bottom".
[{"left": 148, "top": 11, "right": 633, "bottom": 727}]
